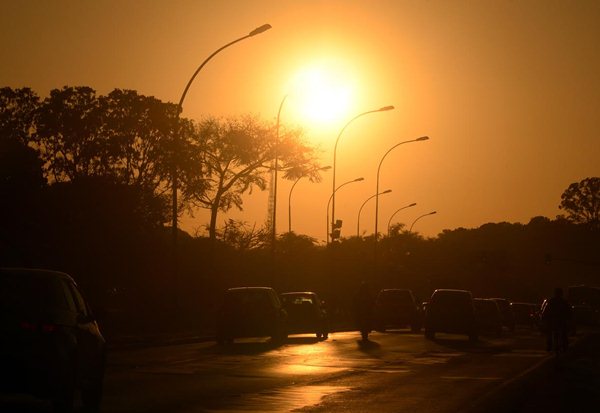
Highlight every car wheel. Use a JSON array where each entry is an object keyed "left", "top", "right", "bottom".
[
  {"left": 81, "top": 378, "right": 103, "bottom": 412},
  {"left": 82, "top": 356, "right": 105, "bottom": 412},
  {"left": 52, "top": 382, "right": 75, "bottom": 413}
]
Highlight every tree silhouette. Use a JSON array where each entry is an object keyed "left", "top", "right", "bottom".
[
  {"left": 184, "top": 115, "right": 322, "bottom": 241},
  {"left": 559, "top": 177, "right": 600, "bottom": 229},
  {"left": 0, "top": 88, "right": 45, "bottom": 264}
]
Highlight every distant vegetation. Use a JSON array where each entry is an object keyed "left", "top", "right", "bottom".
[{"left": 1, "top": 86, "right": 599, "bottom": 337}]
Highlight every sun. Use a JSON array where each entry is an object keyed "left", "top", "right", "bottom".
[{"left": 286, "top": 61, "right": 357, "bottom": 131}]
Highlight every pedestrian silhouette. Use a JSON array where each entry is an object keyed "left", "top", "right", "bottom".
[{"left": 541, "top": 287, "right": 572, "bottom": 353}]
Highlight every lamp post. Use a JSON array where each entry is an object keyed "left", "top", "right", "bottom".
[
  {"left": 409, "top": 210, "right": 437, "bottom": 233},
  {"left": 387, "top": 202, "right": 417, "bottom": 236},
  {"left": 288, "top": 166, "right": 331, "bottom": 233},
  {"left": 374, "top": 136, "right": 429, "bottom": 241},
  {"left": 330, "top": 106, "right": 394, "bottom": 243},
  {"left": 357, "top": 189, "right": 392, "bottom": 237},
  {"left": 327, "top": 177, "right": 364, "bottom": 244},
  {"left": 271, "top": 94, "right": 287, "bottom": 248},
  {"left": 171, "top": 23, "right": 272, "bottom": 251}
]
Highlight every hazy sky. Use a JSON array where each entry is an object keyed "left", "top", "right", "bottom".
[{"left": 2, "top": 0, "right": 599, "bottom": 242}]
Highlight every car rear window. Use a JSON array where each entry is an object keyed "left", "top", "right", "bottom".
[
  {"left": 0, "top": 271, "right": 74, "bottom": 312},
  {"left": 432, "top": 291, "right": 471, "bottom": 307},
  {"left": 283, "top": 295, "right": 315, "bottom": 306}
]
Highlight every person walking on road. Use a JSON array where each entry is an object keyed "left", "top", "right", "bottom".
[{"left": 541, "top": 287, "right": 572, "bottom": 353}]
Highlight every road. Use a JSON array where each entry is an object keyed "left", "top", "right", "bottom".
[
  {"left": 1, "top": 328, "right": 558, "bottom": 412},
  {"left": 103, "top": 328, "right": 550, "bottom": 413}
]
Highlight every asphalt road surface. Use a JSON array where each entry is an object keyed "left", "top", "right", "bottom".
[{"left": 1, "top": 327, "right": 572, "bottom": 412}]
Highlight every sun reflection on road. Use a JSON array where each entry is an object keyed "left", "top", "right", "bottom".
[{"left": 206, "top": 385, "right": 352, "bottom": 413}]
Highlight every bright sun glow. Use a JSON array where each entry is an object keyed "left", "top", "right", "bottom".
[{"left": 286, "top": 62, "right": 357, "bottom": 131}]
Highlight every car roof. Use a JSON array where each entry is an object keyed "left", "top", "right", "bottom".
[
  {"left": 433, "top": 289, "right": 471, "bottom": 294},
  {"left": 381, "top": 288, "right": 411, "bottom": 292},
  {"left": 226, "top": 287, "right": 274, "bottom": 292},
  {"left": 0, "top": 267, "right": 75, "bottom": 283}
]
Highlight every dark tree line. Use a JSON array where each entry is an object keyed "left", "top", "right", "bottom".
[{"left": 1, "top": 85, "right": 598, "bottom": 337}]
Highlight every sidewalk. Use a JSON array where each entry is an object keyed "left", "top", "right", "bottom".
[
  {"left": 465, "top": 330, "right": 600, "bottom": 413},
  {"left": 515, "top": 331, "right": 600, "bottom": 412}
]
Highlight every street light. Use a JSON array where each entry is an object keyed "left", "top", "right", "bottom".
[
  {"left": 330, "top": 106, "right": 394, "bottom": 243},
  {"left": 357, "top": 189, "right": 392, "bottom": 237},
  {"left": 374, "top": 136, "right": 429, "bottom": 241},
  {"left": 171, "top": 23, "right": 272, "bottom": 249},
  {"left": 288, "top": 166, "right": 331, "bottom": 233},
  {"left": 327, "top": 177, "right": 364, "bottom": 243},
  {"left": 387, "top": 202, "right": 417, "bottom": 236},
  {"left": 409, "top": 210, "right": 437, "bottom": 233},
  {"left": 271, "top": 94, "right": 287, "bottom": 248}
]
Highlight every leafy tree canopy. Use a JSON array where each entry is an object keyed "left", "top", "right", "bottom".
[{"left": 559, "top": 177, "right": 600, "bottom": 229}]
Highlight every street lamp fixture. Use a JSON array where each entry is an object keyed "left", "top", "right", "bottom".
[
  {"left": 288, "top": 165, "right": 331, "bottom": 233},
  {"left": 387, "top": 202, "right": 417, "bottom": 236},
  {"left": 172, "top": 23, "right": 272, "bottom": 250},
  {"left": 331, "top": 105, "right": 394, "bottom": 243},
  {"left": 409, "top": 210, "right": 437, "bottom": 233},
  {"left": 327, "top": 177, "right": 364, "bottom": 244},
  {"left": 374, "top": 136, "right": 429, "bottom": 240},
  {"left": 357, "top": 189, "right": 392, "bottom": 237}
]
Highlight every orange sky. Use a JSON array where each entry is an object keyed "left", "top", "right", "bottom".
[{"left": 2, "top": 0, "right": 599, "bottom": 242}]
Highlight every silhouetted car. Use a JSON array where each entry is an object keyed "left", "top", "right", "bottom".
[
  {"left": 473, "top": 298, "right": 503, "bottom": 336},
  {"left": 0, "top": 268, "right": 106, "bottom": 412},
  {"left": 280, "top": 292, "right": 329, "bottom": 340},
  {"left": 373, "top": 289, "right": 422, "bottom": 332},
  {"left": 510, "top": 302, "right": 538, "bottom": 328},
  {"left": 216, "top": 287, "right": 287, "bottom": 344},
  {"left": 424, "top": 289, "right": 478, "bottom": 341},
  {"left": 490, "top": 298, "right": 516, "bottom": 332}
]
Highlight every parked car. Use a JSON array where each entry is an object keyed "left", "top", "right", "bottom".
[
  {"left": 424, "top": 289, "right": 478, "bottom": 341},
  {"left": 473, "top": 298, "right": 503, "bottom": 336},
  {"left": 216, "top": 287, "right": 287, "bottom": 344},
  {"left": 490, "top": 298, "right": 516, "bottom": 332},
  {"left": 510, "top": 302, "right": 538, "bottom": 328},
  {"left": 280, "top": 292, "right": 329, "bottom": 340},
  {"left": 0, "top": 268, "right": 106, "bottom": 412},
  {"left": 373, "top": 289, "right": 422, "bottom": 332}
]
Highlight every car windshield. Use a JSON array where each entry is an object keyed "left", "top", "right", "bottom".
[
  {"left": 0, "top": 271, "right": 72, "bottom": 312},
  {"left": 282, "top": 295, "right": 315, "bottom": 306}
]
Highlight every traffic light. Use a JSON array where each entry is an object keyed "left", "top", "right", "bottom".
[{"left": 331, "top": 219, "right": 343, "bottom": 242}]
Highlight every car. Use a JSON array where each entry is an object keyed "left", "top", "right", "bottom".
[
  {"left": 280, "top": 292, "right": 329, "bottom": 340},
  {"left": 473, "top": 298, "right": 503, "bottom": 336},
  {"left": 490, "top": 298, "right": 516, "bottom": 332},
  {"left": 0, "top": 267, "right": 106, "bottom": 412},
  {"left": 373, "top": 289, "right": 422, "bottom": 332},
  {"left": 424, "top": 289, "right": 478, "bottom": 341},
  {"left": 216, "top": 287, "right": 287, "bottom": 344},
  {"left": 510, "top": 302, "right": 538, "bottom": 328}
]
